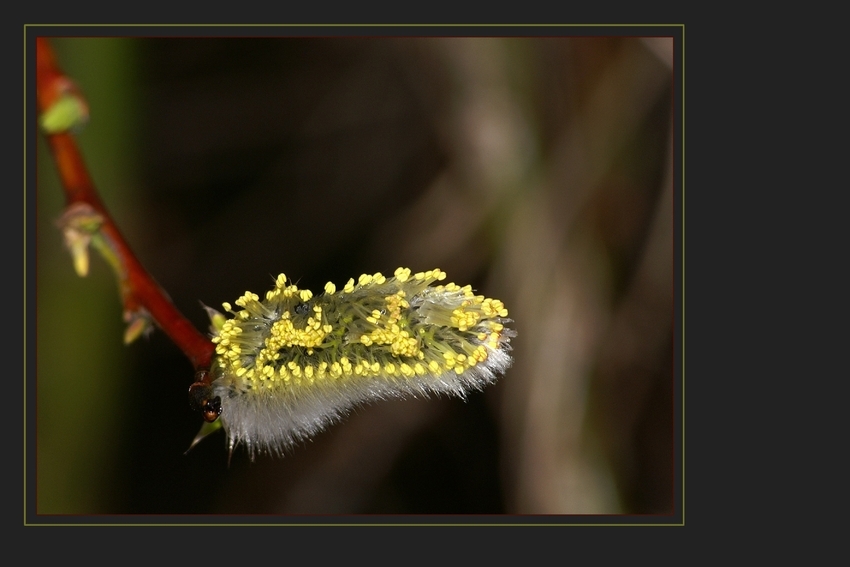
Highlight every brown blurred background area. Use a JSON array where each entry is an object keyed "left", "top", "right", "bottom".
[{"left": 36, "top": 35, "right": 675, "bottom": 515}]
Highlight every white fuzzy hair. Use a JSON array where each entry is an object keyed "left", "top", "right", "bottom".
[{"left": 212, "top": 336, "right": 514, "bottom": 459}]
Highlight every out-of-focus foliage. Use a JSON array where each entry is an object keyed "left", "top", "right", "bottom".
[{"left": 36, "top": 36, "right": 674, "bottom": 515}]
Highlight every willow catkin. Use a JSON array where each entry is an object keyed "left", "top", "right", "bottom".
[{"left": 205, "top": 267, "right": 515, "bottom": 459}]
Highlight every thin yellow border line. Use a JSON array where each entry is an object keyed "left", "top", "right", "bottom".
[
  {"left": 680, "top": 25, "right": 685, "bottom": 526},
  {"left": 23, "top": 26, "right": 28, "bottom": 526},
  {"left": 24, "top": 26, "right": 685, "bottom": 526},
  {"left": 25, "top": 23, "right": 684, "bottom": 26},
  {"left": 29, "top": 522, "right": 680, "bottom": 528}
]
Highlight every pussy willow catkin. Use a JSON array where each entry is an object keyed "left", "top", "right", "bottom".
[{"left": 206, "top": 267, "right": 515, "bottom": 458}]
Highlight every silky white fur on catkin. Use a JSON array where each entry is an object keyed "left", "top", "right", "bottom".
[{"left": 206, "top": 267, "right": 515, "bottom": 459}]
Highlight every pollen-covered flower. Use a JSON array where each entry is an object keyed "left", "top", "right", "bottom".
[{"left": 206, "top": 267, "right": 515, "bottom": 459}]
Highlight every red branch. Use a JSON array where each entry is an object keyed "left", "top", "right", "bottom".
[{"left": 37, "top": 37, "right": 214, "bottom": 374}]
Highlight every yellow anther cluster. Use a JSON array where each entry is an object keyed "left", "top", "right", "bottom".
[
  {"left": 441, "top": 351, "right": 477, "bottom": 375},
  {"left": 384, "top": 290, "right": 408, "bottom": 319},
  {"left": 342, "top": 271, "right": 391, "bottom": 292},
  {"left": 234, "top": 291, "right": 260, "bottom": 308},
  {"left": 472, "top": 345, "right": 489, "bottom": 363},
  {"left": 209, "top": 267, "right": 513, "bottom": 396},
  {"left": 262, "top": 273, "right": 308, "bottom": 302},
  {"left": 481, "top": 298, "right": 509, "bottom": 318},
  {"left": 266, "top": 307, "right": 330, "bottom": 351},
  {"left": 450, "top": 307, "right": 481, "bottom": 331},
  {"left": 361, "top": 325, "right": 421, "bottom": 358},
  {"left": 211, "top": 319, "right": 244, "bottom": 359},
  {"left": 413, "top": 269, "right": 446, "bottom": 282},
  {"left": 444, "top": 291, "right": 509, "bottom": 332},
  {"left": 486, "top": 332, "right": 502, "bottom": 349},
  {"left": 360, "top": 291, "right": 420, "bottom": 357}
]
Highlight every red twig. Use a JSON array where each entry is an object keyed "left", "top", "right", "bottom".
[{"left": 36, "top": 37, "right": 214, "bottom": 375}]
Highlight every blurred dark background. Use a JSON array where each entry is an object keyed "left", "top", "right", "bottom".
[{"left": 36, "top": 36, "right": 674, "bottom": 515}]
